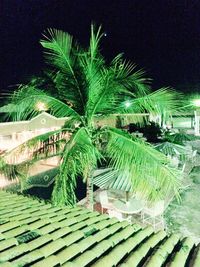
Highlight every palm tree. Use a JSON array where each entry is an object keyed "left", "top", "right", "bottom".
[{"left": 0, "top": 25, "right": 182, "bottom": 209}]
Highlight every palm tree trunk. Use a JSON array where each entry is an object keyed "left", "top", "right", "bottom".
[{"left": 86, "top": 173, "right": 94, "bottom": 211}]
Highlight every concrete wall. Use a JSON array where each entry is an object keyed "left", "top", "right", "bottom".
[
  {"left": 0, "top": 112, "right": 67, "bottom": 136},
  {"left": 172, "top": 116, "right": 194, "bottom": 129}
]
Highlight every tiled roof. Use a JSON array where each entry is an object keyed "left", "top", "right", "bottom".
[{"left": 0, "top": 191, "right": 199, "bottom": 267}]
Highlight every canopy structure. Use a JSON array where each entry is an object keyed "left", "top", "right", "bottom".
[
  {"left": 0, "top": 190, "right": 199, "bottom": 266},
  {"left": 93, "top": 168, "right": 133, "bottom": 201},
  {"left": 154, "top": 142, "right": 191, "bottom": 157},
  {"left": 93, "top": 168, "right": 133, "bottom": 192},
  {"left": 167, "top": 132, "right": 197, "bottom": 145}
]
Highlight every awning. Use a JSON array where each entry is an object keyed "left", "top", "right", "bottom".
[
  {"left": 93, "top": 168, "right": 133, "bottom": 192},
  {"left": 154, "top": 142, "right": 191, "bottom": 156}
]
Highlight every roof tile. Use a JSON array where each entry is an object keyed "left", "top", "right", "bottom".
[{"left": 0, "top": 191, "right": 199, "bottom": 266}]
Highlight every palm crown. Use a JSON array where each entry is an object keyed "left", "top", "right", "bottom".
[{"left": 1, "top": 25, "right": 182, "bottom": 208}]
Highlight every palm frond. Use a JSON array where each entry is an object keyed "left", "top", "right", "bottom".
[
  {"left": 78, "top": 25, "right": 106, "bottom": 122},
  {"left": 52, "top": 127, "right": 101, "bottom": 206},
  {"left": 147, "top": 87, "right": 183, "bottom": 115},
  {"left": 41, "top": 28, "right": 74, "bottom": 71},
  {"left": 3, "top": 128, "right": 69, "bottom": 166},
  {"left": 40, "top": 28, "right": 86, "bottom": 110},
  {"left": 0, "top": 157, "right": 20, "bottom": 180},
  {"left": 1, "top": 24, "right": 183, "bottom": 207},
  {"left": 84, "top": 52, "right": 150, "bottom": 120},
  {"left": 110, "top": 54, "right": 151, "bottom": 95},
  {"left": 89, "top": 24, "right": 104, "bottom": 63},
  {"left": 154, "top": 142, "right": 191, "bottom": 157},
  {"left": 119, "top": 87, "right": 183, "bottom": 116},
  {"left": 3, "top": 85, "right": 83, "bottom": 123},
  {"left": 104, "top": 127, "right": 181, "bottom": 202},
  {"left": 166, "top": 131, "right": 197, "bottom": 145},
  {"left": 85, "top": 66, "right": 114, "bottom": 120},
  {"left": 0, "top": 128, "right": 70, "bottom": 190}
]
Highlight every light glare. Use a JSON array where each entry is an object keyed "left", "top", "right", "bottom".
[
  {"left": 193, "top": 99, "right": 200, "bottom": 107},
  {"left": 36, "top": 102, "right": 47, "bottom": 111},
  {"left": 125, "top": 101, "right": 131, "bottom": 108}
]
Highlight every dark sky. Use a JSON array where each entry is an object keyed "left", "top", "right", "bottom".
[{"left": 1, "top": 0, "right": 200, "bottom": 97}]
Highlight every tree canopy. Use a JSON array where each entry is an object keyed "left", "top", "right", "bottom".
[{"left": 0, "top": 25, "right": 183, "bottom": 207}]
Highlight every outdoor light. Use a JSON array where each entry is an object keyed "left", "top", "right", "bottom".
[
  {"left": 124, "top": 101, "right": 131, "bottom": 108},
  {"left": 192, "top": 99, "right": 200, "bottom": 107},
  {"left": 36, "top": 102, "right": 47, "bottom": 111}
]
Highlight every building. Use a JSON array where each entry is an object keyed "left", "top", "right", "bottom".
[
  {"left": 0, "top": 190, "right": 199, "bottom": 266},
  {"left": 0, "top": 112, "right": 67, "bottom": 152}
]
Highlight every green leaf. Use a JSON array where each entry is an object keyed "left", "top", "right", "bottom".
[
  {"left": 105, "top": 127, "right": 181, "bottom": 202},
  {"left": 52, "top": 127, "right": 101, "bottom": 206}
]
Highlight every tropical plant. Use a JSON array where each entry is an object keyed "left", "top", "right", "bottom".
[
  {"left": 154, "top": 141, "right": 191, "bottom": 157},
  {"left": 0, "top": 25, "right": 183, "bottom": 209},
  {"left": 164, "top": 130, "right": 197, "bottom": 145}
]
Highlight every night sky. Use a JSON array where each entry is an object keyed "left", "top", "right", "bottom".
[{"left": 1, "top": 0, "right": 200, "bottom": 98}]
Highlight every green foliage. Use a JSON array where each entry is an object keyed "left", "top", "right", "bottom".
[
  {"left": 164, "top": 130, "right": 197, "bottom": 145},
  {"left": 0, "top": 157, "right": 27, "bottom": 181},
  {"left": 105, "top": 127, "right": 181, "bottom": 201},
  {"left": 52, "top": 127, "right": 101, "bottom": 206},
  {"left": 155, "top": 142, "right": 189, "bottom": 158},
  {"left": 0, "top": 24, "right": 183, "bottom": 206}
]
